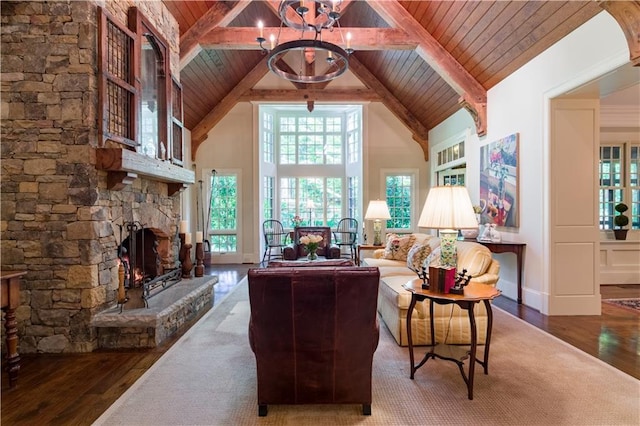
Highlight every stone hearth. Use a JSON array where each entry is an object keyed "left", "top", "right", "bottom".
[{"left": 91, "top": 276, "right": 217, "bottom": 349}]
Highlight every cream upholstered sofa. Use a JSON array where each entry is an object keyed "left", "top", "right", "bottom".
[{"left": 362, "top": 233, "right": 500, "bottom": 346}]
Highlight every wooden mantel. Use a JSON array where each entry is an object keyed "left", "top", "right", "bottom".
[{"left": 96, "top": 148, "right": 195, "bottom": 196}]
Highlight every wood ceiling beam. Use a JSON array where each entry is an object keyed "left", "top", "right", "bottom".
[
  {"left": 198, "top": 27, "right": 418, "bottom": 51},
  {"left": 264, "top": 0, "right": 355, "bottom": 20},
  {"left": 599, "top": 1, "right": 640, "bottom": 66},
  {"left": 179, "top": 0, "right": 251, "bottom": 70},
  {"left": 365, "top": 0, "right": 487, "bottom": 136},
  {"left": 348, "top": 56, "right": 430, "bottom": 161},
  {"left": 190, "top": 57, "right": 269, "bottom": 160},
  {"left": 238, "top": 89, "right": 381, "bottom": 102}
]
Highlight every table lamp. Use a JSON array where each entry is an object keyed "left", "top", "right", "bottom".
[
  {"left": 418, "top": 186, "right": 478, "bottom": 267},
  {"left": 365, "top": 200, "right": 391, "bottom": 246}
]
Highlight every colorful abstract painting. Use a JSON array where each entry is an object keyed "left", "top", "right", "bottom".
[{"left": 479, "top": 133, "right": 519, "bottom": 228}]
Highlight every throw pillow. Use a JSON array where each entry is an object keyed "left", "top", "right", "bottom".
[
  {"left": 406, "top": 243, "right": 432, "bottom": 272},
  {"left": 382, "top": 234, "right": 416, "bottom": 261},
  {"left": 424, "top": 247, "right": 441, "bottom": 269},
  {"left": 456, "top": 242, "right": 493, "bottom": 276}
]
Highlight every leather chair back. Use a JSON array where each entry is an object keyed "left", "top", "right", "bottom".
[{"left": 248, "top": 266, "right": 380, "bottom": 416}]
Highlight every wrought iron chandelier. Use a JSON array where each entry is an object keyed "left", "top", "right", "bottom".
[{"left": 257, "top": 0, "right": 353, "bottom": 84}]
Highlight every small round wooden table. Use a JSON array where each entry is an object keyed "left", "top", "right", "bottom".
[{"left": 402, "top": 278, "right": 501, "bottom": 400}]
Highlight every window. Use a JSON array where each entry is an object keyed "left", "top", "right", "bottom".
[
  {"left": 347, "top": 176, "right": 359, "bottom": 219},
  {"left": 260, "top": 105, "right": 362, "bottom": 230},
  {"left": 279, "top": 177, "right": 343, "bottom": 227},
  {"left": 171, "top": 78, "right": 183, "bottom": 164},
  {"left": 346, "top": 111, "right": 360, "bottom": 164},
  {"left": 262, "top": 111, "right": 274, "bottom": 163},
  {"left": 278, "top": 114, "right": 343, "bottom": 165},
  {"left": 263, "top": 176, "right": 274, "bottom": 220},
  {"left": 326, "top": 178, "right": 343, "bottom": 225},
  {"left": 98, "top": 7, "right": 182, "bottom": 163},
  {"left": 437, "top": 141, "right": 465, "bottom": 166},
  {"left": 133, "top": 11, "right": 170, "bottom": 160},
  {"left": 98, "top": 7, "right": 137, "bottom": 147},
  {"left": 280, "top": 177, "right": 297, "bottom": 226},
  {"left": 385, "top": 173, "right": 415, "bottom": 231},
  {"left": 599, "top": 143, "right": 640, "bottom": 230},
  {"left": 439, "top": 168, "right": 466, "bottom": 186},
  {"left": 209, "top": 174, "right": 238, "bottom": 252}
]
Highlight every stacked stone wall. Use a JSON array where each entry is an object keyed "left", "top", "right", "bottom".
[{"left": 1, "top": 0, "right": 181, "bottom": 353}]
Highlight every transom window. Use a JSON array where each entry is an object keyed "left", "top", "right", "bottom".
[{"left": 279, "top": 115, "right": 342, "bottom": 165}]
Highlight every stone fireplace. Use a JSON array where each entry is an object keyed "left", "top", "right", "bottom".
[{"left": 0, "top": 0, "right": 199, "bottom": 353}]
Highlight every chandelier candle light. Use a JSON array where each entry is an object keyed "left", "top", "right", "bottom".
[
  {"left": 256, "top": 0, "right": 353, "bottom": 84},
  {"left": 364, "top": 200, "right": 392, "bottom": 246},
  {"left": 418, "top": 186, "right": 478, "bottom": 268}
]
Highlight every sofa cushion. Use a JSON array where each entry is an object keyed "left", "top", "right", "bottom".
[
  {"left": 406, "top": 243, "right": 432, "bottom": 272},
  {"left": 382, "top": 233, "right": 416, "bottom": 261},
  {"left": 362, "top": 258, "right": 415, "bottom": 278}
]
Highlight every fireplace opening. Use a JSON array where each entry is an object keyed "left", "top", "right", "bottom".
[
  {"left": 117, "top": 222, "right": 181, "bottom": 308},
  {"left": 120, "top": 228, "right": 161, "bottom": 286}
]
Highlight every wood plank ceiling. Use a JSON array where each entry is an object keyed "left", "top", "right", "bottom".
[{"left": 162, "top": 1, "right": 605, "bottom": 160}]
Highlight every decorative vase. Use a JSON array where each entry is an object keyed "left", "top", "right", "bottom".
[{"left": 307, "top": 250, "right": 318, "bottom": 261}]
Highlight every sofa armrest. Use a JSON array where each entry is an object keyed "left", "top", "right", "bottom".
[{"left": 469, "top": 274, "right": 499, "bottom": 286}]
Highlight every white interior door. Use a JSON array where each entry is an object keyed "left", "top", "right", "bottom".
[{"left": 548, "top": 98, "right": 601, "bottom": 315}]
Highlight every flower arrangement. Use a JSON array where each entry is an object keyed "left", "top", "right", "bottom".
[
  {"left": 292, "top": 215, "right": 303, "bottom": 227},
  {"left": 300, "top": 234, "right": 323, "bottom": 260}
]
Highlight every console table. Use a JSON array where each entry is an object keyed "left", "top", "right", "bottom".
[
  {"left": 1, "top": 270, "right": 26, "bottom": 388},
  {"left": 466, "top": 239, "right": 526, "bottom": 304}
]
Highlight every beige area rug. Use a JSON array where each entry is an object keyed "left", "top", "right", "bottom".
[{"left": 95, "top": 278, "right": 640, "bottom": 426}]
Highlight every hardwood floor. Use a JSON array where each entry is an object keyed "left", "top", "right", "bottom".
[
  {"left": 2, "top": 265, "right": 638, "bottom": 425},
  {"left": 493, "top": 283, "right": 640, "bottom": 380}
]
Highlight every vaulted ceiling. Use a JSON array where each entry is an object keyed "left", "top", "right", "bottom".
[{"left": 160, "top": 1, "right": 633, "bottom": 160}]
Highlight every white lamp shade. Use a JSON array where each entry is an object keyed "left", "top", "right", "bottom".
[
  {"left": 364, "top": 200, "right": 391, "bottom": 220},
  {"left": 418, "top": 186, "right": 478, "bottom": 230}
]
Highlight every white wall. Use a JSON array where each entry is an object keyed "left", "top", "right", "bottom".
[
  {"left": 429, "top": 11, "right": 632, "bottom": 312},
  {"left": 193, "top": 103, "right": 256, "bottom": 261}
]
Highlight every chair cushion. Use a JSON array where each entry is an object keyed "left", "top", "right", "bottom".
[{"left": 382, "top": 233, "right": 416, "bottom": 261}]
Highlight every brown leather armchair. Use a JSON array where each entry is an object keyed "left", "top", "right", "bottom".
[
  {"left": 283, "top": 226, "right": 341, "bottom": 260},
  {"left": 248, "top": 266, "right": 380, "bottom": 416}
]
